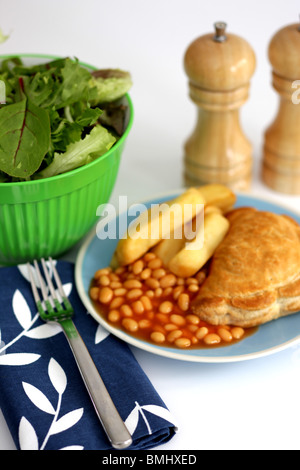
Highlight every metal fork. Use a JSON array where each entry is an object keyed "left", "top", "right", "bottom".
[{"left": 27, "top": 257, "right": 132, "bottom": 450}]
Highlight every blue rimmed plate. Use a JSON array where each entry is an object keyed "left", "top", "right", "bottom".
[{"left": 75, "top": 192, "right": 300, "bottom": 363}]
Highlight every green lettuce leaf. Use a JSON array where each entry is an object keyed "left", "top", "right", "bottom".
[
  {"left": 0, "top": 57, "right": 132, "bottom": 182},
  {"left": 37, "top": 124, "right": 116, "bottom": 178},
  {"left": 0, "top": 97, "right": 50, "bottom": 178},
  {"left": 90, "top": 69, "right": 132, "bottom": 104}
]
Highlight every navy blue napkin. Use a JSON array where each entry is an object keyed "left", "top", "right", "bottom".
[{"left": 0, "top": 261, "right": 177, "bottom": 450}]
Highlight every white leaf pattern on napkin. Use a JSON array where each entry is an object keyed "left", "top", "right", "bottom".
[
  {"left": 19, "top": 416, "right": 39, "bottom": 451},
  {"left": 0, "top": 353, "right": 41, "bottom": 366},
  {"left": 48, "top": 358, "right": 67, "bottom": 395},
  {"left": 24, "top": 323, "right": 62, "bottom": 339},
  {"left": 95, "top": 324, "right": 110, "bottom": 344},
  {"left": 19, "top": 358, "right": 84, "bottom": 450},
  {"left": 50, "top": 409, "right": 84, "bottom": 435},
  {"left": 13, "top": 290, "right": 32, "bottom": 330},
  {"left": 125, "top": 401, "right": 177, "bottom": 436},
  {"left": 22, "top": 382, "right": 56, "bottom": 415}
]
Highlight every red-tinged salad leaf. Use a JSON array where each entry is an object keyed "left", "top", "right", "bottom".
[
  {"left": 0, "top": 96, "right": 50, "bottom": 178},
  {"left": 0, "top": 57, "right": 132, "bottom": 181}
]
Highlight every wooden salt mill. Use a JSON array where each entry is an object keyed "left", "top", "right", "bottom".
[
  {"left": 183, "top": 22, "right": 256, "bottom": 190},
  {"left": 262, "top": 23, "right": 300, "bottom": 194}
]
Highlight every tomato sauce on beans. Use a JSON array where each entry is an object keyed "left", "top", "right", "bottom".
[{"left": 90, "top": 253, "right": 256, "bottom": 349}]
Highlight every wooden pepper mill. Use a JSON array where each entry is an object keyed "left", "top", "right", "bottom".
[
  {"left": 262, "top": 23, "right": 300, "bottom": 194},
  {"left": 183, "top": 22, "right": 256, "bottom": 190}
]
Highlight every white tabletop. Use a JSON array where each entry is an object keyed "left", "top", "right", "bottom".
[{"left": 1, "top": 0, "right": 300, "bottom": 450}]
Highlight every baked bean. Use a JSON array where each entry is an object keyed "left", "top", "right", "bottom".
[
  {"left": 144, "top": 253, "right": 156, "bottom": 262},
  {"left": 165, "top": 323, "right": 178, "bottom": 332},
  {"left": 196, "top": 327, "right": 209, "bottom": 340},
  {"left": 123, "top": 279, "right": 142, "bottom": 289},
  {"left": 155, "top": 287, "right": 163, "bottom": 297},
  {"left": 132, "top": 259, "right": 144, "bottom": 275},
  {"left": 94, "top": 267, "right": 111, "bottom": 279},
  {"left": 163, "top": 287, "right": 173, "bottom": 297},
  {"left": 218, "top": 328, "right": 233, "bottom": 342},
  {"left": 108, "top": 310, "right": 120, "bottom": 323},
  {"left": 159, "top": 301, "right": 173, "bottom": 314},
  {"left": 231, "top": 327, "right": 245, "bottom": 339},
  {"left": 186, "top": 314, "right": 200, "bottom": 325},
  {"left": 178, "top": 293, "right": 189, "bottom": 311},
  {"left": 176, "top": 277, "right": 185, "bottom": 285},
  {"left": 90, "top": 287, "right": 99, "bottom": 301},
  {"left": 188, "top": 284, "right": 199, "bottom": 293},
  {"left": 115, "top": 266, "right": 126, "bottom": 275},
  {"left": 140, "top": 295, "right": 152, "bottom": 311},
  {"left": 153, "top": 324, "right": 166, "bottom": 335},
  {"left": 152, "top": 268, "right": 166, "bottom": 279},
  {"left": 132, "top": 300, "right": 144, "bottom": 315},
  {"left": 140, "top": 268, "right": 152, "bottom": 280},
  {"left": 204, "top": 334, "right": 221, "bottom": 345},
  {"left": 150, "top": 331, "right": 165, "bottom": 343},
  {"left": 120, "top": 304, "right": 133, "bottom": 317},
  {"left": 147, "top": 311, "right": 155, "bottom": 320},
  {"left": 146, "top": 290, "right": 154, "bottom": 298},
  {"left": 148, "top": 258, "right": 162, "bottom": 270},
  {"left": 110, "top": 297, "right": 125, "bottom": 309},
  {"left": 167, "top": 329, "right": 183, "bottom": 342},
  {"left": 114, "top": 288, "right": 127, "bottom": 297},
  {"left": 174, "top": 337, "right": 191, "bottom": 348},
  {"left": 110, "top": 281, "right": 122, "bottom": 289},
  {"left": 99, "top": 287, "right": 114, "bottom": 304},
  {"left": 139, "top": 319, "right": 152, "bottom": 329},
  {"left": 196, "top": 271, "right": 206, "bottom": 284},
  {"left": 170, "top": 314, "right": 186, "bottom": 327},
  {"left": 98, "top": 275, "right": 110, "bottom": 286},
  {"left": 109, "top": 273, "right": 120, "bottom": 282},
  {"left": 156, "top": 313, "right": 169, "bottom": 323},
  {"left": 126, "top": 288, "right": 143, "bottom": 300},
  {"left": 186, "top": 278, "right": 198, "bottom": 285},
  {"left": 188, "top": 324, "right": 198, "bottom": 333},
  {"left": 160, "top": 274, "right": 177, "bottom": 288},
  {"left": 122, "top": 318, "right": 139, "bottom": 332},
  {"left": 146, "top": 278, "right": 160, "bottom": 289},
  {"left": 173, "top": 285, "right": 184, "bottom": 300}
]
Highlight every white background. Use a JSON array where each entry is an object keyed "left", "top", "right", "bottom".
[{"left": 1, "top": 0, "right": 300, "bottom": 450}]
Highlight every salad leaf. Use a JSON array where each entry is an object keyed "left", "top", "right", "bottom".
[
  {"left": 0, "top": 95, "right": 50, "bottom": 178},
  {"left": 0, "top": 57, "right": 132, "bottom": 181},
  {"left": 90, "top": 69, "right": 132, "bottom": 104},
  {"left": 37, "top": 124, "right": 116, "bottom": 178}
]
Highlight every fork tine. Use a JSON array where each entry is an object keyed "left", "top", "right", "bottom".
[
  {"left": 33, "top": 259, "right": 49, "bottom": 303},
  {"left": 41, "top": 258, "right": 58, "bottom": 301},
  {"left": 49, "top": 257, "right": 66, "bottom": 299},
  {"left": 27, "top": 262, "right": 41, "bottom": 304}
]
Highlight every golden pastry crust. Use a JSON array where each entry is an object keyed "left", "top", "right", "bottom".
[{"left": 191, "top": 207, "right": 300, "bottom": 327}]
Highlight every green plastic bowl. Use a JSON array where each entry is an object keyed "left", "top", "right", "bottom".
[{"left": 0, "top": 54, "right": 133, "bottom": 265}]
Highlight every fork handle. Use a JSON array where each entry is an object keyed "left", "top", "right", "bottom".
[{"left": 59, "top": 318, "right": 132, "bottom": 449}]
